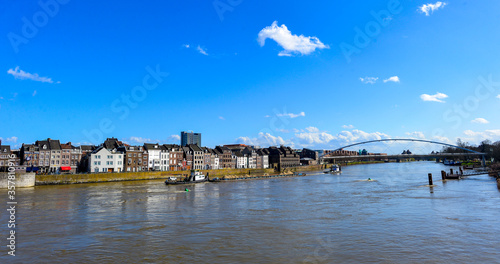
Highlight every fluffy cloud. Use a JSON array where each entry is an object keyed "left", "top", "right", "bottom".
[
  {"left": 471, "top": 118, "right": 489, "bottom": 124},
  {"left": 123, "top": 137, "right": 160, "bottom": 145},
  {"left": 496, "top": 95, "right": 500, "bottom": 99},
  {"left": 258, "top": 21, "right": 329, "bottom": 56},
  {"left": 383, "top": 76, "right": 400, "bottom": 83},
  {"left": 420, "top": 92, "right": 448, "bottom": 103},
  {"left": 197, "top": 45, "right": 208, "bottom": 56},
  {"left": 342, "top": 125, "right": 355, "bottom": 129},
  {"left": 7, "top": 66, "right": 58, "bottom": 83},
  {"left": 277, "top": 111, "right": 305, "bottom": 118},
  {"left": 236, "top": 132, "right": 288, "bottom": 147},
  {"left": 419, "top": 2, "right": 447, "bottom": 16},
  {"left": 405, "top": 131, "right": 425, "bottom": 139},
  {"left": 360, "top": 77, "right": 378, "bottom": 84},
  {"left": 0, "top": 136, "right": 18, "bottom": 143},
  {"left": 167, "top": 135, "right": 181, "bottom": 142},
  {"left": 463, "top": 130, "right": 500, "bottom": 144}
]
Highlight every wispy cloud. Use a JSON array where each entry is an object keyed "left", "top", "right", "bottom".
[
  {"left": 167, "top": 135, "right": 181, "bottom": 142},
  {"left": 32, "top": 90, "right": 37, "bottom": 97},
  {"left": 419, "top": 2, "right": 447, "bottom": 16},
  {"left": 277, "top": 111, "right": 305, "bottom": 118},
  {"left": 360, "top": 77, "right": 378, "bottom": 84},
  {"left": 219, "top": 116, "right": 225, "bottom": 120},
  {"left": 383, "top": 76, "right": 400, "bottom": 83},
  {"left": 182, "top": 44, "right": 190, "bottom": 48},
  {"left": 471, "top": 118, "right": 489, "bottom": 124},
  {"left": 257, "top": 21, "right": 329, "bottom": 56},
  {"left": 342, "top": 125, "right": 355, "bottom": 129},
  {"left": 463, "top": 129, "right": 500, "bottom": 144},
  {"left": 197, "top": 45, "right": 208, "bottom": 56},
  {"left": 420, "top": 92, "right": 448, "bottom": 103},
  {"left": 122, "top": 137, "right": 161, "bottom": 145},
  {"left": 236, "top": 132, "right": 288, "bottom": 147},
  {"left": 0, "top": 136, "right": 18, "bottom": 143},
  {"left": 496, "top": 94, "right": 500, "bottom": 99},
  {"left": 7, "top": 66, "right": 59, "bottom": 83},
  {"left": 405, "top": 131, "right": 425, "bottom": 139}
]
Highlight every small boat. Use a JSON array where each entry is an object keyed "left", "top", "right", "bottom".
[
  {"left": 324, "top": 164, "right": 341, "bottom": 174},
  {"left": 165, "top": 170, "right": 207, "bottom": 185},
  {"left": 208, "top": 177, "right": 221, "bottom": 182},
  {"left": 445, "top": 174, "right": 461, "bottom": 180}
]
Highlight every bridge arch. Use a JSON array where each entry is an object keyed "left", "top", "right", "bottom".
[{"left": 332, "top": 138, "right": 484, "bottom": 154}]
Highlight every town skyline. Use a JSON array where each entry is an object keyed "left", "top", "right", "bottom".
[{"left": 2, "top": 1, "right": 500, "bottom": 150}]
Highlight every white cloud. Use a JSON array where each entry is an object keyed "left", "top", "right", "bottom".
[
  {"left": 277, "top": 111, "right": 305, "bottom": 118},
  {"left": 432, "top": 135, "right": 452, "bottom": 144},
  {"left": 462, "top": 130, "right": 500, "bottom": 144},
  {"left": 419, "top": 2, "right": 447, "bottom": 16},
  {"left": 360, "top": 77, "right": 378, "bottom": 84},
  {"left": 405, "top": 131, "right": 425, "bottom": 139},
  {"left": 32, "top": 90, "right": 37, "bottom": 97},
  {"left": 383, "top": 76, "right": 400, "bottom": 83},
  {"left": 496, "top": 95, "right": 500, "bottom": 99},
  {"left": 342, "top": 125, "right": 355, "bottom": 129},
  {"left": 167, "top": 135, "right": 181, "bottom": 142},
  {"left": 122, "top": 137, "right": 161, "bottom": 145},
  {"left": 294, "top": 128, "right": 390, "bottom": 149},
  {"left": 264, "top": 115, "right": 271, "bottom": 118},
  {"left": 420, "top": 92, "right": 448, "bottom": 103},
  {"left": 219, "top": 116, "right": 225, "bottom": 120},
  {"left": 276, "top": 128, "right": 290, "bottom": 133},
  {"left": 236, "top": 132, "right": 288, "bottom": 147},
  {"left": 471, "top": 118, "right": 489, "bottom": 124},
  {"left": 257, "top": 21, "right": 329, "bottom": 56},
  {"left": 183, "top": 44, "right": 190, "bottom": 48},
  {"left": 0, "top": 136, "right": 18, "bottom": 143},
  {"left": 197, "top": 45, "right": 208, "bottom": 56},
  {"left": 7, "top": 66, "right": 58, "bottom": 83}
]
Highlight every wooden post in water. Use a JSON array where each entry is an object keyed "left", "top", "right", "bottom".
[
  {"left": 450, "top": 168, "right": 453, "bottom": 175},
  {"left": 428, "top": 173, "right": 433, "bottom": 185},
  {"left": 441, "top": 170, "right": 446, "bottom": 180},
  {"left": 459, "top": 167, "right": 463, "bottom": 175}
]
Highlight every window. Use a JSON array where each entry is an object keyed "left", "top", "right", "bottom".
[
  {"left": 128, "top": 154, "right": 131, "bottom": 157},
  {"left": 94, "top": 162, "right": 97, "bottom": 165}
]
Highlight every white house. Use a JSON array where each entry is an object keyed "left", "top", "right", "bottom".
[
  {"left": 89, "top": 147, "right": 124, "bottom": 173},
  {"left": 144, "top": 143, "right": 162, "bottom": 171},
  {"left": 235, "top": 152, "right": 247, "bottom": 169},
  {"left": 211, "top": 150, "right": 219, "bottom": 170},
  {"left": 160, "top": 146, "right": 169, "bottom": 171}
]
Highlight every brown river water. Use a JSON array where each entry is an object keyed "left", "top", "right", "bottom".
[{"left": 1, "top": 161, "right": 500, "bottom": 263}]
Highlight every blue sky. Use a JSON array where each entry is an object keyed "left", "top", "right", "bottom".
[{"left": 1, "top": 0, "right": 500, "bottom": 150}]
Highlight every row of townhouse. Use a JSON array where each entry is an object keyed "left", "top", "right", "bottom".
[{"left": 1, "top": 137, "right": 313, "bottom": 174}]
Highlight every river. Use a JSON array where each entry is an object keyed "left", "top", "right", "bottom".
[{"left": 1, "top": 161, "right": 499, "bottom": 263}]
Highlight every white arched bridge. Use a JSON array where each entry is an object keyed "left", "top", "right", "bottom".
[{"left": 321, "top": 138, "right": 486, "bottom": 165}]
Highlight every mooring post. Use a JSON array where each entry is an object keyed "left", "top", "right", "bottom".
[
  {"left": 450, "top": 168, "right": 453, "bottom": 175},
  {"left": 428, "top": 173, "right": 433, "bottom": 185},
  {"left": 459, "top": 167, "right": 463, "bottom": 175},
  {"left": 441, "top": 170, "right": 446, "bottom": 180}
]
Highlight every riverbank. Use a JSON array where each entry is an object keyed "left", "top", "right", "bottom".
[{"left": 0, "top": 172, "right": 36, "bottom": 188}]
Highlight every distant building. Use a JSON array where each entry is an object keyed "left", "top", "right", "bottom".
[
  {"left": 144, "top": 143, "right": 162, "bottom": 171},
  {"left": 117, "top": 145, "right": 148, "bottom": 172},
  {"left": 163, "top": 144, "right": 184, "bottom": 171},
  {"left": 181, "top": 131, "right": 201, "bottom": 147},
  {"left": 216, "top": 146, "right": 234, "bottom": 169},
  {"left": 189, "top": 144, "right": 204, "bottom": 170},
  {"left": 267, "top": 146, "right": 300, "bottom": 170},
  {"left": 0, "top": 144, "right": 11, "bottom": 172},
  {"left": 20, "top": 144, "right": 40, "bottom": 173},
  {"left": 89, "top": 147, "right": 124, "bottom": 173},
  {"left": 299, "top": 148, "right": 319, "bottom": 160}
]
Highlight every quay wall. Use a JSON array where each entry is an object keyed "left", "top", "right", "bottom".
[
  {"left": 35, "top": 168, "right": 276, "bottom": 185},
  {"left": 0, "top": 172, "right": 36, "bottom": 188}
]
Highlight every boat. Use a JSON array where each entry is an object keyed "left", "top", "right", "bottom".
[
  {"left": 445, "top": 174, "right": 461, "bottom": 180},
  {"left": 324, "top": 164, "right": 341, "bottom": 174},
  {"left": 165, "top": 170, "right": 207, "bottom": 185}
]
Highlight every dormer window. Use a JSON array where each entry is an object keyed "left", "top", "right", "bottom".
[{"left": 43, "top": 145, "right": 47, "bottom": 150}]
